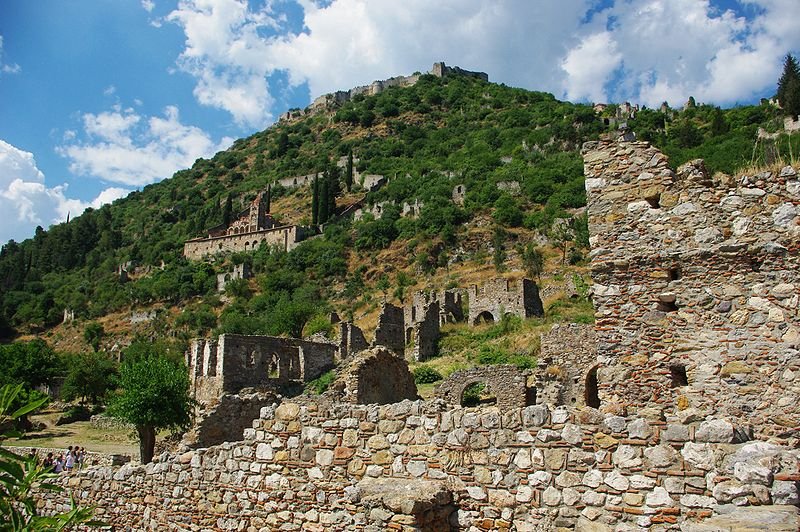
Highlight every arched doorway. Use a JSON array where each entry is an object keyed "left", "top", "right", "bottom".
[
  {"left": 461, "top": 381, "right": 497, "bottom": 407},
  {"left": 585, "top": 366, "right": 600, "bottom": 408},
  {"left": 473, "top": 311, "right": 495, "bottom": 325}
]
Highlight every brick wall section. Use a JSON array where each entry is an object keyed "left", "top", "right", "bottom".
[
  {"left": 183, "top": 225, "right": 304, "bottom": 260},
  {"left": 583, "top": 140, "right": 800, "bottom": 438},
  {"left": 38, "top": 402, "right": 800, "bottom": 530}
]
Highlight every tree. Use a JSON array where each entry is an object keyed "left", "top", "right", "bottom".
[
  {"left": 345, "top": 151, "right": 354, "bottom": 192},
  {"left": 492, "top": 226, "right": 507, "bottom": 273},
  {"left": 83, "top": 322, "right": 104, "bottom": 352},
  {"left": 265, "top": 184, "right": 271, "bottom": 213},
  {"left": 108, "top": 356, "right": 193, "bottom": 464},
  {"left": 548, "top": 221, "right": 574, "bottom": 265},
  {"left": 311, "top": 175, "right": 319, "bottom": 225},
  {"left": 326, "top": 166, "right": 340, "bottom": 218},
  {"left": 777, "top": 54, "right": 800, "bottom": 119},
  {"left": 222, "top": 193, "right": 233, "bottom": 227},
  {"left": 60, "top": 351, "right": 118, "bottom": 405},
  {"left": 0, "top": 384, "right": 103, "bottom": 529},
  {"left": 518, "top": 243, "right": 545, "bottom": 280},
  {"left": 317, "top": 177, "right": 330, "bottom": 225}
]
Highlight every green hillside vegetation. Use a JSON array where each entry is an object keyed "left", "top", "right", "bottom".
[{"left": 0, "top": 70, "right": 798, "bottom": 351}]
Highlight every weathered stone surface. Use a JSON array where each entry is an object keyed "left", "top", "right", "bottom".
[{"left": 695, "top": 419, "right": 735, "bottom": 443}]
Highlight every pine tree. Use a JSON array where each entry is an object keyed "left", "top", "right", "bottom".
[
  {"left": 311, "top": 175, "right": 319, "bottom": 225},
  {"left": 345, "top": 151, "right": 354, "bottom": 192},
  {"left": 777, "top": 54, "right": 800, "bottom": 118}
]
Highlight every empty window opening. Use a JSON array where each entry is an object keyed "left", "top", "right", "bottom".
[
  {"left": 461, "top": 382, "right": 497, "bottom": 407},
  {"left": 645, "top": 194, "right": 661, "bottom": 209},
  {"left": 670, "top": 365, "right": 689, "bottom": 387},
  {"left": 585, "top": 367, "right": 600, "bottom": 408},
  {"left": 474, "top": 311, "right": 495, "bottom": 325},
  {"left": 668, "top": 267, "right": 681, "bottom": 281},
  {"left": 751, "top": 259, "right": 762, "bottom": 272}
]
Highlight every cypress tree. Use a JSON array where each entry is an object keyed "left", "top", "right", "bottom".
[
  {"left": 265, "top": 184, "right": 271, "bottom": 213},
  {"left": 311, "top": 175, "right": 319, "bottom": 225},
  {"left": 222, "top": 194, "right": 233, "bottom": 226},
  {"left": 318, "top": 177, "right": 329, "bottom": 224},
  {"left": 345, "top": 151, "right": 354, "bottom": 192},
  {"left": 326, "top": 166, "right": 339, "bottom": 217}
]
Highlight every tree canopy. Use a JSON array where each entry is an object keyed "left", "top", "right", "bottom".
[{"left": 108, "top": 356, "right": 193, "bottom": 463}]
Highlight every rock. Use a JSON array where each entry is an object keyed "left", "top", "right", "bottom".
[
  {"left": 528, "top": 470, "right": 552, "bottom": 487},
  {"left": 255, "top": 443, "right": 273, "bottom": 461},
  {"left": 712, "top": 480, "right": 753, "bottom": 503},
  {"left": 581, "top": 490, "right": 606, "bottom": 506},
  {"left": 555, "top": 471, "right": 582, "bottom": 488},
  {"left": 516, "top": 485, "right": 533, "bottom": 503},
  {"left": 681, "top": 442, "right": 715, "bottom": 471},
  {"left": 542, "top": 486, "right": 562, "bottom": 506},
  {"left": 629, "top": 474, "right": 656, "bottom": 489},
  {"left": 522, "top": 405, "right": 549, "bottom": 426},
  {"left": 537, "top": 429, "right": 561, "bottom": 442},
  {"left": 680, "top": 494, "right": 715, "bottom": 508},
  {"left": 694, "top": 227, "right": 723, "bottom": 245},
  {"left": 275, "top": 403, "right": 300, "bottom": 420},
  {"left": 644, "top": 445, "right": 678, "bottom": 468},
  {"left": 771, "top": 283, "right": 795, "bottom": 299},
  {"left": 582, "top": 470, "right": 603, "bottom": 488},
  {"left": 551, "top": 406, "right": 570, "bottom": 424},
  {"left": 603, "top": 470, "right": 629, "bottom": 491},
  {"left": 645, "top": 487, "right": 674, "bottom": 507},
  {"left": 773, "top": 203, "right": 798, "bottom": 227},
  {"left": 696, "top": 419, "right": 735, "bottom": 443},
  {"left": 601, "top": 415, "right": 627, "bottom": 433},
  {"left": 357, "top": 478, "right": 451, "bottom": 515},
  {"left": 315, "top": 449, "right": 334, "bottom": 467},
  {"left": 661, "top": 424, "right": 689, "bottom": 442},
  {"left": 627, "top": 418, "right": 652, "bottom": 439},
  {"left": 772, "top": 480, "right": 799, "bottom": 505},
  {"left": 734, "top": 462, "right": 773, "bottom": 485},
  {"left": 779, "top": 165, "right": 797, "bottom": 177},
  {"left": 561, "top": 424, "right": 583, "bottom": 445}
]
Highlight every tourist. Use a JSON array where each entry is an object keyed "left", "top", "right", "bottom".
[
  {"left": 64, "top": 447, "right": 75, "bottom": 472},
  {"left": 76, "top": 447, "right": 85, "bottom": 470},
  {"left": 53, "top": 454, "right": 64, "bottom": 473},
  {"left": 42, "top": 452, "right": 54, "bottom": 470}
]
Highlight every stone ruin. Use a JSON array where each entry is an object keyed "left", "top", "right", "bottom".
[
  {"left": 452, "top": 183, "right": 466, "bottom": 205},
  {"left": 534, "top": 323, "right": 598, "bottom": 409},
  {"left": 584, "top": 140, "right": 800, "bottom": 438},
  {"left": 324, "top": 346, "right": 418, "bottom": 405},
  {"left": 434, "top": 365, "right": 530, "bottom": 409},
  {"left": 187, "top": 333, "right": 336, "bottom": 404},
  {"left": 183, "top": 190, "right": 308, "bottom": 260},
  {"left": 40, "top": 140, "right": 800, "bottom": 531},
  {"left": 468, "top": 277, "right": 544, "bottom": 325},
  {"left": 216, "top": 263, "right": 252, "bottom": 293}
]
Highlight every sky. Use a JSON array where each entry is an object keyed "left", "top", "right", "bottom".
[{"left": 0, "top": 0, "right": 798, "bottom": 244}]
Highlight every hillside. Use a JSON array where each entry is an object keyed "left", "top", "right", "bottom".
[{"left": 0, "top": 67, "right": 798, "bottom": 356}]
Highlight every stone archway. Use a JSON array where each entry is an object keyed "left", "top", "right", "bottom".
[
  {"left": 473, "top": 311, "right": 495, "bottom": 325},
  {"left": 435, "top": 365, "right": 528, "bottom": 409}
]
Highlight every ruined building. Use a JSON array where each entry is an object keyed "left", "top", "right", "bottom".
[
  {"left": 187, "top": 334, "right": 336, "bottom": 404},
  {"left": 467, "top": 277, "right": 544, "bottom": 325},
  {"left": 584, "top": 139, "right": 800, "bottom": 437},
  {"left": 183, "top": 191, "right": 307, "bottom": 260}
]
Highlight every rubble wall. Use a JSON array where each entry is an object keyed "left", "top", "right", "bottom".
[
  {"left": 39, "top": 401, "right": 800, "bottom": 530},
  {"left": 583, "top": 140, "right": 800, "bottom": 437}
]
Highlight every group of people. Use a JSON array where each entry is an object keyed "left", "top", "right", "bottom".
[{"left": 40, "top": 445, "right": 87, "bottom": 473}]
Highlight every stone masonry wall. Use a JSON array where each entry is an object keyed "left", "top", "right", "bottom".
[
  {"left": 188, "top": 334, "right": 336, "bottom": 403},
  {"left": 583, "top": 140, "right": 800, "bottom": 438},
  {"left": 536, "top": 324, "right": 598, "bottom": 409},
  {"left": 183, "top": 225, "right": 304, "bottom": 260},
  {"left": 374, "top": 303, "right": 405, "bottom": 354},
  {"left": 468, "top": 278, "right": 544, "bottom": 325},
  {"left": 39, "top": 401, "right": 800, "bottom": 531}
]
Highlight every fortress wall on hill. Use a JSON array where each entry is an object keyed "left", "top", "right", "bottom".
[
  {"left": 38, "top": 401, "right": 800, "bottom": 530},
  {"left": 583, "top": 140, "right": 800, "bottom": 438}
]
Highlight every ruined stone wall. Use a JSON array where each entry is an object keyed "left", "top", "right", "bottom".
[
  {"left": 409, "top": 301, "right": 440, "bottom": 362},
  {"left": 468, "top": 278, "right": 544, "bottom": 325},
  {"left": 536, "top": 324, "right": 598, "bottom": 409},
  {"left": 324, "top": 347, "right": 419, "bottom": 405},
  {"left": 187, "top": 334, "right": 336, "bottom": 403},
  {"left": 216, "top": 263, "right": 252, "bottom": 293},
  {"left": 12, "top": 446, "right": 131, "bottom": 468},
  {"left": 338, "top": 321, "right": 368, "bottom": 360},
  {"left": 184, "top": 391, "right": 279, "bottom": 449},
  {"left": 374, "top": 303, "right": 405, "bottom": 354},
  {"left": 39, "top": 402, "right": 800, "bottom": 531},
  {"left": 583, "top": 140, "right": 800, "bottom": 437},
  {"left": 277, "top": 172, "right": 319, "bottom": 189},
  {"left": 183, "top": 225, "right": 304, "bottom": 260},
  {"left": 435, "top": 365, "right": 530, "bottom": 409}
]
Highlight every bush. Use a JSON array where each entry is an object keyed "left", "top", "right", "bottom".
[
  {"left": 413, "top": 365, "right": 443, "bottom": 384},
  {"left": 307, "top": 370, "right": 336, "bottom": 394}
]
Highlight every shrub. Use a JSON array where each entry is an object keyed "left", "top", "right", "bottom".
[
  {"left": 307, "top": 370, "right": 336, "bottom": 395},
  {"left": 413, "top": 365, "right": 443, "bottom": 384}
]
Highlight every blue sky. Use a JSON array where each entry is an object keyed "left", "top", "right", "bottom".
[{"left": 0, "top": 0, "right": 798, "bottom": 244}]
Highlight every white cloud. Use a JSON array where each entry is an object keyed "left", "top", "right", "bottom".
[
  {"left": 561, "top": 0, "right": 800, "bottom": 106},
  {"left": 142, "top": 0, "right": 156, "bottom": 12},
  {"left": 0, "top": 140, "right": 131, "bottom": 244},
  {"left": 561, "top": 32, "right": 622, "bottom": 102},
  {"left": 0, "top": 35, "right": 21, "bottom": 75},
  {"left": 59, "top": 104, "right": 233, "bottom": 187}
]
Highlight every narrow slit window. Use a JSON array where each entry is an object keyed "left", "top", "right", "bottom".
[{"left": 670, "top": 365, "right": 688, "bottom": 387}]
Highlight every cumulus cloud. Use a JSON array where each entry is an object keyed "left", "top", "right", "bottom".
[
  {"left": 165, "top": 0, "right": 800, "bottom": 119},
  {"left": 59, "top": 104, "right": 233, "bottom": 187},
  {"left": 561, "top": 0, "right": 800, "bottom": 106},
  {"left": 0, "top": 140, "right": 130, "bottom": 244}
]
